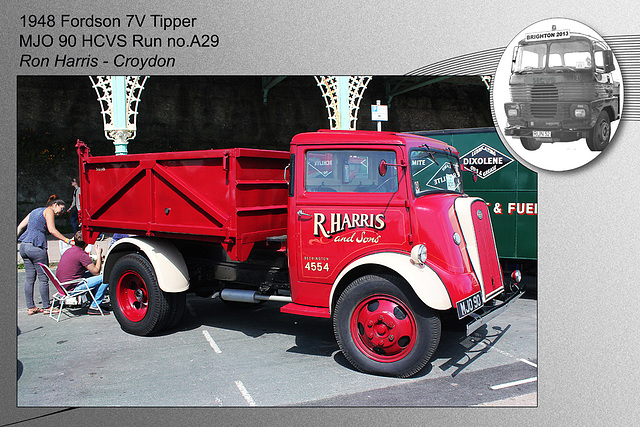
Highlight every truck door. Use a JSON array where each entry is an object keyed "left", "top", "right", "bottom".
[{"left": 289, "top": 146, "right": 412, "bottom": 307}]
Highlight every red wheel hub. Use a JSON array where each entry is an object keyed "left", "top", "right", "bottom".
[
  {"left": 350, "top": 294, "right": 417, "bottom": 363},
  {"left": 116, "top": 270, "right": 149, "bottom": 322}
]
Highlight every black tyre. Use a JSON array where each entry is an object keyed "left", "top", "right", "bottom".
[
  {"left": 333, "top": 274, "right": 441, "bottom": 378},
  {"left": 521, "top": 137, "right": 542, "bottom": 151},
  {"left": 586, "top": 110, "right": 611, "bottom": 151},
  {"left": 165, "top": 292, "right": 186, "bottom": 330},
  {"left": 109, "top": 253, "right": 171, "bottom": 336}
]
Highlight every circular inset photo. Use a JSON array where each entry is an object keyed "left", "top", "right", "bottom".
[{"left": 492, "top": 18, "right": 623, "bottom": 171}]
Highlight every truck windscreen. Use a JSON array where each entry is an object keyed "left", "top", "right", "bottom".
[
  {"left": 410, "top": 149, "right": 463, "bottom": 196},
  {"left": 515, "top": 40, "right": 592, "bottom": 72}
]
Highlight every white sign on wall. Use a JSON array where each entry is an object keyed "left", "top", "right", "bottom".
[{"left": 371, "top": 104, "right": 388, "bottom": 121}]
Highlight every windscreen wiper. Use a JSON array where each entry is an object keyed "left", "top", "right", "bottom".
[{"left": 418, "top": 144, "right": 439, "bottom": 165}]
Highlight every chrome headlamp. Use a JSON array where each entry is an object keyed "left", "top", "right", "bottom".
[{"left": 410, "top": 244, "right": 427, "bottom": 265}]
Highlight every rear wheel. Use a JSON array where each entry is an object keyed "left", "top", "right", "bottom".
[
  {"left": 586, "top": 110, "right": 611, "bottom": 151},
  {"left": 521, "top": 137, "right": 542, "bottom": 151},
  {"left": 165, "top": 292, "right": 186, "bottom": 330},
  {"left": 333, "top": 274, "right": 441, "bottom": 378},
  {"left": 110, "top": 254, "right": 171, "bottom": 336}
]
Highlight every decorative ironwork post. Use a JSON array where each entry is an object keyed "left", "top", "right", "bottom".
[
  {"left": 315, "top": 76, "right": 372, "bottom": 130},
  {"left": 90, "top": 76, "right": 148, "bottom": 155}
]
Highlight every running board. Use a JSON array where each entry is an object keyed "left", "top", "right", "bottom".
[{"left": 280, "top": 303, "right": 331, "bottom": 318}]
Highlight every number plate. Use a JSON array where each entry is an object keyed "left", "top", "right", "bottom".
[
  {"left": 532, "top": 130, "right": 551, "bottom": 137},
  {"left": 456, "top": 292, "right": 483, "bottom": 319}
]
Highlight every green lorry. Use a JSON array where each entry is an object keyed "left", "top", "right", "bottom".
[{"left": 412, "top": 128, "right": 537, "bottom": 264}]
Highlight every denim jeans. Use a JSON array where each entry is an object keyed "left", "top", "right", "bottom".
[
  {"left": 73, "top": 274, "right": 108, "bottom": 309},
  {"left": 19, "top": 242, "right": 50, "bottom": 309}
]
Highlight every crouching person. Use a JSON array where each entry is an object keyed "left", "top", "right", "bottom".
[{"left": 56, "top": 231, "right": 110, "bottom": 315}]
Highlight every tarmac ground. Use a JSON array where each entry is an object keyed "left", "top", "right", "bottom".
[{"left": 15, "top": 234, "right": 537, "bottom": 411}]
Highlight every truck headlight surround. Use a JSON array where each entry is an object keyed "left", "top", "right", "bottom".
[
  {"left": 410, "top": 244, "right": 427, "bottom": 265},
  {"left": 504, "top": 103, "right": 520, "bottom": 118},
  {"left": 571, "top": 104, "right": 589, "bottom": 119}
]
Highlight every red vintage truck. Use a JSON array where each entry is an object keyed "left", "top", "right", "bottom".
[{"left": 76, "top": 129, "right": 524, "bottom": 377}]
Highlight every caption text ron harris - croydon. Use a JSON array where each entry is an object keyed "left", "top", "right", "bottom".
[{"left": 20, "top": 53, "right": 177, "bottom": 70}]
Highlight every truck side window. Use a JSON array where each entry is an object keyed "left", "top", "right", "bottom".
[
  {"left": 305, "top": 150, "right": 398, "bottom": 193},
  {"left": 594, "top": 43, "right": 606, "bottom": 71}
]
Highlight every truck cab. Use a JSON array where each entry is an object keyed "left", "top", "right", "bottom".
[
  {"left": 504, "top": 29, "right": 620, "bottom": 151},
  {"left": 77, "top": 130, "right": 523, "bottom": 377},
  {"left": 283, "top": 130, "right": 521, "bottom": 376}
]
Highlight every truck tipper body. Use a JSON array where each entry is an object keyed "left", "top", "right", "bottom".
[
  {"left": 504, "top": 29, "right": 620, "bottom": 151},
  {"left": 76, "top": 130, "right": 523, "bottom": 377}
]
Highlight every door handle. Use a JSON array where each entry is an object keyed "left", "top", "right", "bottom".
[
  {"left": 284, "top": 164, "right": 290, "bottom": 185},
  {"left": 297, "top": 209, "right": 312, "bottom": 218}
]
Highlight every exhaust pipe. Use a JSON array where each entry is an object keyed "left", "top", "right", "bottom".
[{"left": 219, "top": 288, "right": 292, "bottom": 304}]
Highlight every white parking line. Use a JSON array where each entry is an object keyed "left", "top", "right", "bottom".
[
  {"left": 490, "top": 377, "right": 538, "bottom": 390},
  {"left": 202, "top": 330, "right": 222, "bottom": 354},
  {"left": 491, "top": 346, "right": 537, "bottom": 368},
  {"left": 519, "top": 358, "right": 538, "bottom": 368},
  {"left": 235, "top": 380, "right": 256, "bottom": 406}
]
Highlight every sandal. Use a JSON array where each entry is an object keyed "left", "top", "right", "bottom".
[
  {"left": 27, "top": 307, "right": 43, "bottom": 315},
  {"left": 42, "top": 307, "right": 60, "bottom": 315}
]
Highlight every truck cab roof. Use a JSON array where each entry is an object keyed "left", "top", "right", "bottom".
[{"left": 291, "top": 129, "right": 457, "bottom": 154}]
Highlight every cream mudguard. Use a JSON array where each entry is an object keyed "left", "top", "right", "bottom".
[
  {"left": 329, "top": 252, "right": 452, "bottom": 313},
  {"left": 103, "top": 237, "right": 190, "bottom": 293}
]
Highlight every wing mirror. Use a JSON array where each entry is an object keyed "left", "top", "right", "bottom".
[
  {"left": 379, "top": 160, "right": 406, "bottom": 177},
  {"left": 461, "top": 164, "right": 478, "bottom": 182}
]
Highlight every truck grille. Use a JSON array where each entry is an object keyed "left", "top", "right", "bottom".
[
  {"left": 510, "top": 82, "right": 599, "bottom": 120},
  {"left": 470, "top": 200, "right": 503, "bottom": 298},
  {"left": 529, "top": 85, "right": 558, "bottom": 118},
  {"left": 531, "top": 84, "right": 559, "bottom": 102}
]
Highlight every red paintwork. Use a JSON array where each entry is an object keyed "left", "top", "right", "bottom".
[
  {"left": 351, "top": 293, "right": 417, "bottom": 362},
  {"left": 411, "top": 194, "right": 482, "bottom": 305},
  {"left": 287, "top": 130, "right": 487, "bottom": 311},
  {"left": 292, "top": 129, "right": 457, "bottom": 153},
  {"left": 280, "top": 303, "right": 330, "bottom": 318},
  {"left": 288, "top": 141, "right": 411, "bottom": 307},
  {"left": 76, "top": 140, "right": 289, "bottom": 262},
  {"left": 471, "top": 200, "right": 504, "bottom": 297},
  {"left": 77, "top": 130, "right": 504, "bottom": 317},
  {"left": 116, "top": 269, "right": 149, "bottom": 322}
]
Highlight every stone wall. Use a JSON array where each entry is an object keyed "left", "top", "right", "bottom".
[{"left": 17, "top": 76, "right": 492, "bottom": 231}]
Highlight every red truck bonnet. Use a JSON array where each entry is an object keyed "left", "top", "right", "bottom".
[
  {"left": 411, "top": 193, "right": 503, "bottom": 304},
  {"left": 412, "top": 193, "right": 471, "bottom": 275}
]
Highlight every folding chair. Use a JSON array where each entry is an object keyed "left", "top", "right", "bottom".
[{"left": 37, "top": 263, "right": 104, "bottom": 321}]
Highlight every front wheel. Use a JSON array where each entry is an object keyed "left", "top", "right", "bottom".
[
  {"left": 333, "top": 274, "right": 441, "bottom": 378},
  {"left": 586, "top": 111, "right": 611, "bottom": 151},
  {"left": 521, "top": 137, "right": 542, "bottom": 151},
  {"left": 110, "top": 253, "right": 172, "bottom": 336}
]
